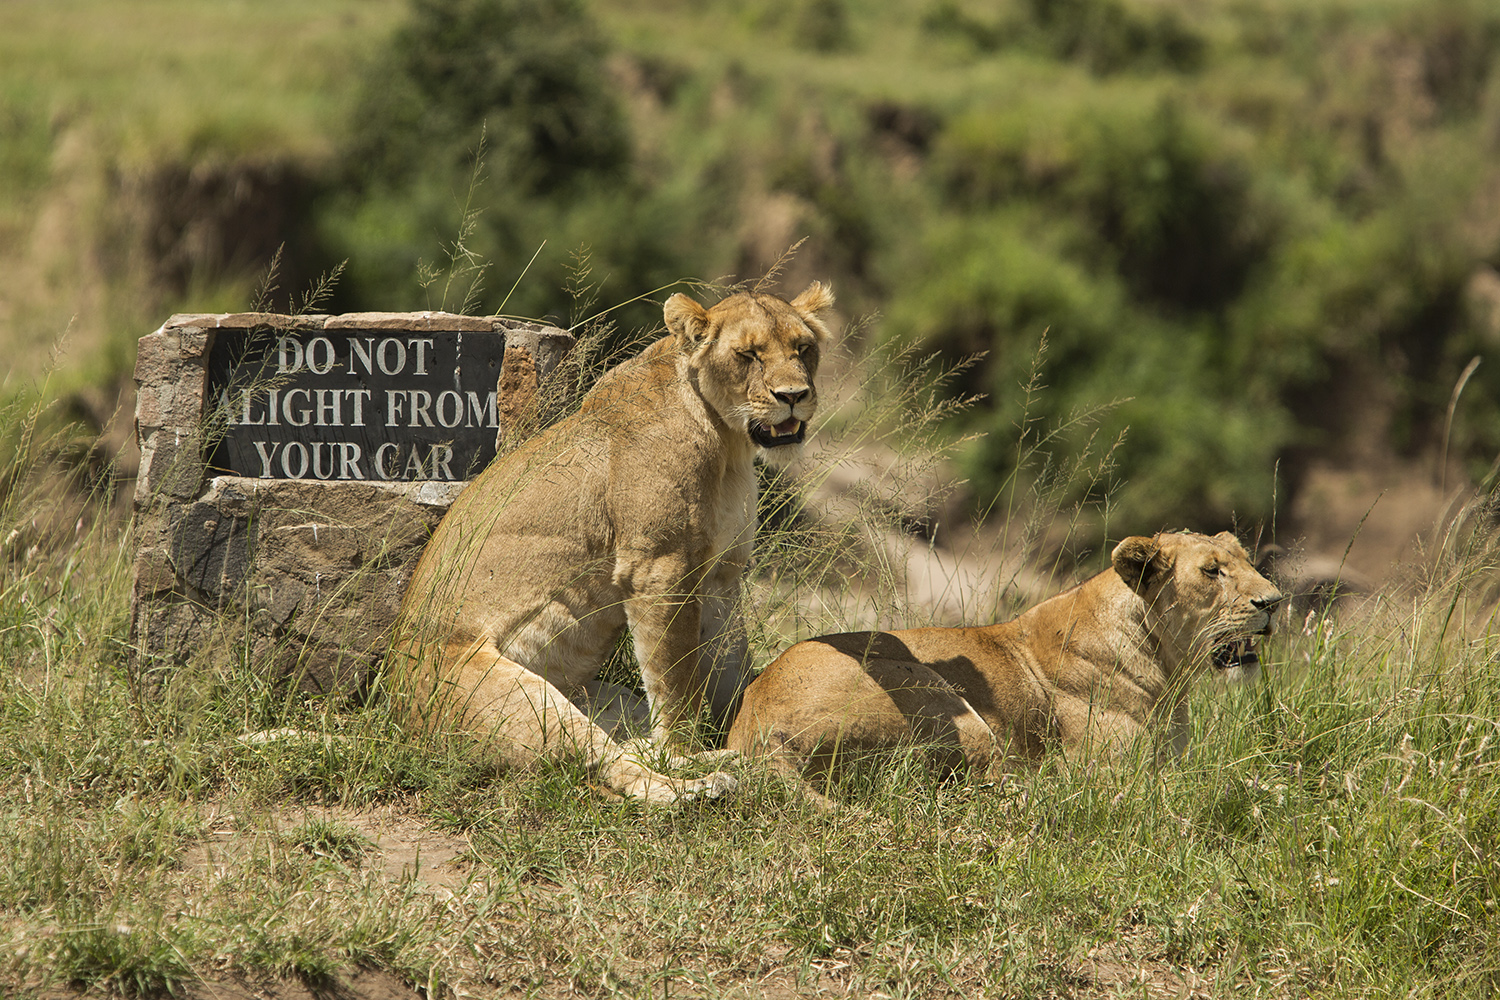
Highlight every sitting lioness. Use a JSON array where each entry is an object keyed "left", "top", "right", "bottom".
[
  {"left": 727, "top": 530, "right": 1283, "bottom": 785},
  {"left": 397, "top": 283, "right": 836, "bottom": 804}
]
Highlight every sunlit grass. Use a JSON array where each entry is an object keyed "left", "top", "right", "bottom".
[
  {"left": 0, "top": 0, "right": 403, "bottom": 166},
  {"left": 2, "top": 315, "right": 1498, "bottom": 996}
]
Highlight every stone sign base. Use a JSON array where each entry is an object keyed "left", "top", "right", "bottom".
[{"left": 130, "top": 311, "right": 573, "bottom": 696}]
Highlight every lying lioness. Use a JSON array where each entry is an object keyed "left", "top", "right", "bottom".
[{"left": 727, "top": 530, "right": 1284, "bottom": 784}]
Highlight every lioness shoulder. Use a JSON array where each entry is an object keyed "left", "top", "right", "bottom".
[
  {"left": 397, "top": 282, "right": 836, "bottom": 804},
  {"left": 727, "top": 530, "right": 1284, "bottom": 785}
]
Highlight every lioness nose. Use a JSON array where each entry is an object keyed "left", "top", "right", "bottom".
[
  {"left": 1253, "top": 593, "right": 1284, "bottom": 611},
  {"left": 774, "top": 387, "right": 809, "bottom": 407}
]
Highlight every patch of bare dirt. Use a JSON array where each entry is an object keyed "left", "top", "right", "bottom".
[
  {"left": 30, "top": 803, "right": 469, "bottom": 1000},
  {"left": 1059, "top": 954, "right": 1211, "bottom": 999},
  {"left": 38, "top": 966, "right": 421, "bottom": 1000},
  {"left": 183, "top": 801, "right": 479, "bottom": 896}
]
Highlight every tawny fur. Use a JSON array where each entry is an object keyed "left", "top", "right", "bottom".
[
  {"left": 727, "top": 531, "right": 1284, "bottom": 787},
  {"left": 397, "top": 283, "right": 836, "bottom": 804}
]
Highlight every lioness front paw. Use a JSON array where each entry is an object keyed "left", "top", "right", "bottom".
[
  {"left": 676, "top": 769, "right": 738, "bottom": 802},
  {"left": 617, "top": 740, "right": 741, "bottom": 772},
  {"left": 605, "top": 757, "right": 739, "bottom": 805}
]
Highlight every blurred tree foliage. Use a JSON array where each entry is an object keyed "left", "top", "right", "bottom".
[
  {"left": 316, "top": 0, "right": 710, "bottom": 337},
  {"left": 923, "top": 0, "right": 1205, "bottom": 73},
  {"left": 348, "top": 0, "right": 629, "bottom": 191},
  {"left": 303, "top": 0, "right": 1500, "bottom": 536},
  {"left": 876, "top": 0, "right": 1500, "bottom": 532}
]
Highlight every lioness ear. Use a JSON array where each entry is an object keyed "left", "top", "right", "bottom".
[
  {"left": 1112, "top": 535, "right": 1164, "bottom": 592},
  {"left": 664, "top": 292, "right": 710, "bottom": 347},
  {"left": 791, "top": 281, "right": 835, "bottom": 342},
  {"left": 1213, "top": 530, "right": 1250, "bottom": 559}
]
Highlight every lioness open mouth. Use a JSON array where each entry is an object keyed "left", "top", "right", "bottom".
[
  {"left": 750, "top": 418, "right": 805, "bottom": 448},
  {"left": 1211, "top": 636, "right": 1260, "bottom": 670}
]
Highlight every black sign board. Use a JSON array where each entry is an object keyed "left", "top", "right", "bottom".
[{"left": 205, "top": 324, "right": 505, "bottom": 482}]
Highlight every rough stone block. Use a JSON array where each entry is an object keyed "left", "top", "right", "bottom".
[
  {"left": 135, "top": 428, "right": 207, "bottom": 504},
  {"left": 324, "top": 311, "right": 494, "bottom": 332},
  {"left": 129, "top": 310, "right": 571, "bottom": 699},
  {"left": 134, "top": 333, "right": 182, "bottom": 387}
]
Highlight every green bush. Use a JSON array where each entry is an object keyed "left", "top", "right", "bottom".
[
  {"left": 935, "top": 94, "right": 1274, "bottom": 312},
  {"left": 878, "top": 209, "right": 1284, "bottom": 532},
  {"left": 347, "top": 0, "right": 628, "bottom": 193},
  {"left": 793, "top": 0, "right": 853, "bottom": 53},
  {"left": 1399, "top": 0, "right": 1500, "bottom": 119},
  {"left": 882, "top": 30, "right": 1500, "bottom": 534},
  {"left": 1020, "top": 0, "right": 1205, "bottom": 74},
  {"left": 314, "top": 0, "right": 719, "bottom": 336},
  {"left": 1063, "top": 99, "right": 1270, "bottom": 311},
  {"left": 920, "top": 0, "right": 1204, "bottom": 73}
]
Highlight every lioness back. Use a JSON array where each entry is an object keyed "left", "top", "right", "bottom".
[{"left": 728, "top": 530, "right": 1284, "bottom": 786}]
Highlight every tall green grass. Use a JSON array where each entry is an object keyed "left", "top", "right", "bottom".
[{"left": 2, "top": 290, "right": 1498, "bottom": 995}]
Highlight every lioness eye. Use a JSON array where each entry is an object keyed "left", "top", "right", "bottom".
[
  {"left": 1203, "top": 564, "right": 1222, "bottom": 578},
  {"left": 737, "top": 350, "right": 756, "bottom": 363}
]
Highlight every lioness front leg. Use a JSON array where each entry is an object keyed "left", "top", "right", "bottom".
[
  {"left": 696, "top": 555, "right": 754, "bottom": 733},
  {"left": 439, "top": 640, "right": 734, "bottom": 805},
  {"left": 625, "top": 590, "right": 710, "bottom": 746}
]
